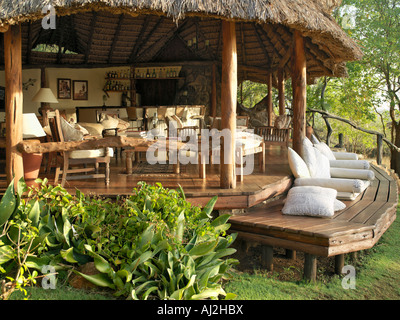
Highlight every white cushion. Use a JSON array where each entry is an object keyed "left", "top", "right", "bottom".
[
  {"left": 337, "top": 192, "right": 360, "bottom": 201},
  {"left": 60, "top": 117, "right": 84, "bottom": 142},
  {"left": 79, "top": 122, "right": 104, "bottom": 137},
  {"left": 69, "top": 148, "right": 107, "bottom": 159},
  {"left": 101, "top": 115, "right": 120, "bottom": 129},
  {"left": 294, "top": 177, "right": 369, "bottom": 194},
  {"left": 332, "top": 152, "right": 359, "bottom": 160},
  {"left": 330, "top": 167, "right": 375, "bottom": 181},
  {"left": 310, "top": 134, "right": 320, "bottom": 145},
  {"left": 302, "top": 137, "right": 318, "bottom": 177},
  {"left": 313, "top": 147, "right": 331, "bottom": 178},
  {"left": 314, "top": 142, "right": 336, "bottom": 160},
  {"left": 330, "top": 160, "right": 370, "bottom": 170},
  {"left": 282, "top": 186, "right": 344, "bottom": 218},
  {"left": 74, "top": 123, "right": 89, "bottom": 136},
  {"left": 288, "top": 147, "right": 310, "bottom": 179}
]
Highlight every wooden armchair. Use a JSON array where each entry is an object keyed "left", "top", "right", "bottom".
[{"left": 48, "top": 110, "right": 111, "bottom": 187}]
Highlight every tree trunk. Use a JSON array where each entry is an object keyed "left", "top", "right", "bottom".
[{"left": 390, "top": 122, "right": 400, "bottom": 174}]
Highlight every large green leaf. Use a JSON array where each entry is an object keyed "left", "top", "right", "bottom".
[
  {"left": 190, "top": 287, "right": 225, "bottom": 300},
  {"left": 0, "top": 245, "right": 14, "bottom": 265},
  {"left": 84, "top": 244, "right": 112, "bottom": 273},
  {"left": 73, "top": 271, "right": 115, "bottom": 289},
  {"left": 210, "top": 214, "right": 231, "bottom": 228},
  {"left": 188, "top": 240, "right": 217, "bottom": 258},
  {"left": 27, "top": 200, "right": 40, "bottom": 227},
  {"left": 61, "top": 247, "right": 79, "bottom": 263},
  {"left": 200, "top": 196, "right": 218, "bottom": 219},
  {"left": 174, "top": 210, "right": 185, "bottom": 243},
  {"left": 0, "top": 180, "right": 17, "bottom": 227}
]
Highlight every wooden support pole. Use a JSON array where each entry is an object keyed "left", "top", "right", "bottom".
[
  {"left": 220, "top": 20, "right": 237, "bottom": 189},
  {"left": 261, "top": 245, "right": 274, "bottom": 272},
  {"left": 285, "top": 249, "right": 296, "bottom": 260},
  {"left": 335, "top": 254, "right": 345, "bottom": 275},
  {"left": 267, "top": 73, "right": 273, "bottom": 126},
  {"left": 211, "top": 62, "right": 217, "bottom": 118},
  {"left": 377, "top": 134, "right": 383, "bottom": 165},
  {"left": 304, "top": 253, "right": 317, "bottom": 282},
  {"left": 278, "top": 69, "right": 286, "bottom": 116},
  {"left": 291, "top": 30, "right": 307, "bottom": 156},
  {"left": 4, "top": 24, "right": 24, "bottom": 186}
]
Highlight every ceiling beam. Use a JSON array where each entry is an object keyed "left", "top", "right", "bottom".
[
  {"left": 128, "top": 15, "right": 152, "bottom": 63},
  {"left": 136, "top": 17, "right": 189, "bottom": 62},
  {"left": 108, "top": 14, "right": 124, "bottom": 64},
  {"left": 252, "top": 24, "right": 272, "bottom": 65},
  {"left": 85, "top": 11, "right": 97, "bottom": 64}
]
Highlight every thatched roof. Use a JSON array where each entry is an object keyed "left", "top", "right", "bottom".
[{"left": 0, "top": 0, "right": 362, "bottom": 83}]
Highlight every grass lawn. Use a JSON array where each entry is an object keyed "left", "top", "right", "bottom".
[{"left": 8, "top": 206, "right": 400, "bottom": 301}]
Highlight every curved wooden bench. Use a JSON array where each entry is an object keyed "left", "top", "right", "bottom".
[{"left": 229, "top": 164, "right": 398, "bottom": 281}]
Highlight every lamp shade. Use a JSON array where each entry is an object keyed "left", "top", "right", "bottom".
[
  {"left": 32, "top": 88, "right": 59, "bottom": 103},
  {"left": 23, "top": 113, "right": 46, "bottom": 138}
]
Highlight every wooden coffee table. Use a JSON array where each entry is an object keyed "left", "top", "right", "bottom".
[{"left": 123, "top": 139, "right": 182, "bottom": 175}]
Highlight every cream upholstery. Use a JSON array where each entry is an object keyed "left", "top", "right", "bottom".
[
  {"left": 69, "top": 148, "right": 113, "bottom": 159},
  {"left": 282, "top": 186, "right": 346, "bottom": 218},
  {"left": 288, "top": 140, "right": 374, "bottom": 201}
]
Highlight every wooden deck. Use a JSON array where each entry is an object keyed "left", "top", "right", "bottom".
[
  {"left": 0, "top": 146, "right": 293, "bottom": 210},
  {"left": 228, "top": 164, "right": 398, "bottom": 280}
]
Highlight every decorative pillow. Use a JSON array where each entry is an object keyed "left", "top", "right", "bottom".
[
  {"left": 101, "top": 115, "right": 120, "bottom": 129},
  {"left": 314, "top": 141, "right": 336, "bottom": 160},
  {"left": 334, "top": 199, "right": 346, "bottom": 211},
  {"left": 288, "top": 147, "right": 310, "bottom": 179},
  {"left": 313, "top": 147, "right": 331, "bottom": 178},
  {"left": 310, "top": 134, "right": 319, "bottom": 145},
  {"left": 302, "top": 137, "right": 318, "bottom": 177},
  {"left": 78, "top": 122, "right": 104, "bottom": 137},
  {"left": 60, "top": 117, "right": 84, "bottom": 142},
  {"left": 116, "top": 118, "right": 130, "bottom": 131},
  {"left": 74, "top": 123, "right": 89, "bottom": 136},
  {"left": 282, "top": 186, "right": 342, "bottom": 218},
  {"left": 274, "top": 115, "right": 288, "bottom": 129}
]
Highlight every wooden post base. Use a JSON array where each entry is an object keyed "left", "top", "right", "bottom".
[
  {"left": 285, "top": 249, "right": 296, "bottom": 260},
  {"left": 304, "top": 253, "right": 317, "bottom": 282},
  {"left": 261, "top": 245, "right": 274, "bottom": 271},
  {"left": 335, "top": 254, "right": 345, "bottom": 275}
]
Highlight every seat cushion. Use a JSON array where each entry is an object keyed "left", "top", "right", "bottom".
[
  {"left": 78, "top": 122, "right": 104, "bottom": 137},
  {"left": 314, "top": 142, "right": 336, "bottom": 160},
  {"left": 60, "top": 117, "right": 84, "bottom": 142},
  {"left": 69, "top": 148, "right": 113, "bottom": 159},
  {"left": 288, "top": 147, "right": 311, "bottom": 179},
  {"left": 282, "top": 186, "right": 345, "bottom": 218}
]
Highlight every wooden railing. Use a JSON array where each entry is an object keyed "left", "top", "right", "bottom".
[
  {"left": 308, "top": 108, "right": 400, "bottom": 165},
  {"left": 254, "top": 126, "right": 291, "bottom": 147}
]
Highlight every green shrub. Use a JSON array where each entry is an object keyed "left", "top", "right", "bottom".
[{"left": 0, "top": 179, "right": 238, "bottom": 300}]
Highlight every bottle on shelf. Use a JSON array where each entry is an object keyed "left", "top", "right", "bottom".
[
  {"left": 146, "top": 69, "right": 150, "bottom": 78},
  {"left": 152, "top": 68, "right": 156, "bottom": 78}
]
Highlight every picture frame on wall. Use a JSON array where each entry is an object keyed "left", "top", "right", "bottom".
[
  {"left": 57, "top": 78, "right": 71, "bottom": 99},
  {"left": 73, "top": 80, "right": 88, "bottom": 100}
]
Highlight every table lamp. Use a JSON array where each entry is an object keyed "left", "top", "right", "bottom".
[
  {"left": 32, "top": 87, "right": 58, "bottom": 115},
  {"left": 22, "top": 113, "right": 46, "bottom": 182}
]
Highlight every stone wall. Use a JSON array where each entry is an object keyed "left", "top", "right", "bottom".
[{"left": 174, "top": 65, "right": 221, "bottom": 124}]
